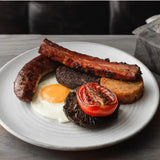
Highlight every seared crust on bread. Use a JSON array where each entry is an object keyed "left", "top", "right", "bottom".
[
  {"left": 14, "top": 55, "right": 56, "bottom": 102},
  {"left": 64, "top": 90, "right": 119, "bottom": 128},
  {"left": 100, "top": 77, "right": 144, "bottom": 104},
  {"left": 39, "top": 39, "right": 141, "bottom": 81},
  {"left": 56, "top": 65, "right": 100, "bottom": 89}
]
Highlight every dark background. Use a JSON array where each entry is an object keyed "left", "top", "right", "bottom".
[{"left": 1, "top": 1, "right": 160, "bottom": 34}]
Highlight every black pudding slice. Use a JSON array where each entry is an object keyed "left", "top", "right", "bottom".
[
  {"left": 56, "top": 65, "right": 100, "bottom": 89},
  {"left": 64, "top": 90, "right": 119, "bottom": 129}
]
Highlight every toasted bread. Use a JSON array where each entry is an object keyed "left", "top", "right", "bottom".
[{"left": 100, "top": 77, "right": 144, "bottom": 104}]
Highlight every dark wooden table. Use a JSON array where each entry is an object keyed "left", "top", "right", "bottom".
[{"left": 0, "top": 35, "right": 160, "bottom": 160}]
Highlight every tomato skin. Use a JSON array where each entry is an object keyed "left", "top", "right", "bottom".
[{"left": 76, "top": 83, "right": 119, "bottom": 117}]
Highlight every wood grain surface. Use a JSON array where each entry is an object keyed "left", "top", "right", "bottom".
[{"left": 0, "top": 35, "right": 159, "bottom": 160}]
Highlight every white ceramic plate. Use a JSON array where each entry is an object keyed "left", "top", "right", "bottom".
[{"left": 0, "top": 42, "right": 159, "bottom": 151}]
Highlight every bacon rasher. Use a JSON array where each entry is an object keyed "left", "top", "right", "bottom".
[{"left": 39, "top": 39, "right": 141, "bottom": 81}]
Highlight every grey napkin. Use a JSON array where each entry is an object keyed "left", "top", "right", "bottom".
[
  {"left": 133, "top": 18, "right": 160, "bottom": 35},
  {"left": 133, "top": 17, "right": 160, "bottom": 75}
]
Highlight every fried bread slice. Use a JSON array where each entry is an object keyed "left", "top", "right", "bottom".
[{"left": 100, "top": 77, "right": 144, "bottom": 104}]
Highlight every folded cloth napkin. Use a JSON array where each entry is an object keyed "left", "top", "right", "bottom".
[{"left": 133, "top": 15, "right": 160, "bottom": 75}]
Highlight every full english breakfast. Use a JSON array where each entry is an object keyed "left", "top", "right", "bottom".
[{"left": 14, "top": 39, "right": 144, "bottom": 128}]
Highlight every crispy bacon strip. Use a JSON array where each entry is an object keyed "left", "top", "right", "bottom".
[{"left": 39, "top": 39, "right": 141, "bottom": 81}]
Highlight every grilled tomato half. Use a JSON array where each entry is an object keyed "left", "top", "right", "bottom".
[{"left": 76, "top": 82, "right": 119, "bottom": 117}]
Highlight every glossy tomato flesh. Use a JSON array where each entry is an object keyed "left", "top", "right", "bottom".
[{"left": 76, "top": 82, "right": 118, "bottom": 117}]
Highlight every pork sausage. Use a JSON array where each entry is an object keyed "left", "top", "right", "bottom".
[{"left": 14, "top": 55, "right": 56, "bottom": 102}]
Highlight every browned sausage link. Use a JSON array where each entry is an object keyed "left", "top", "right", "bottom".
[
  {"left": 39, "top": 39, "right": 141, "bottom": 81},
  {"left": 14, "top": 55, "right": 56, "bottom": 102}
]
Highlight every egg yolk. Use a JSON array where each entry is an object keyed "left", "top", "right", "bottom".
[{"left": 40, "top": 84, "right": 71, "bottom": 103}]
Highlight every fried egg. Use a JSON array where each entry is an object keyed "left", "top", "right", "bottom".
[{"left": 31, "top": 74, "right": 70, "bottom": 123}]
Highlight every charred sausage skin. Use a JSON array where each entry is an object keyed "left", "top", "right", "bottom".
[{"left": 14, "top": 55, "right": 55, "bottom": 102}]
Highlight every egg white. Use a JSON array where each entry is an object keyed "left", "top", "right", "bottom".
[{"left": 31, "top": 74, "right": 69, "bottom": 123}]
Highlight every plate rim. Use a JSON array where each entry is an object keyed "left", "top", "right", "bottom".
[{"left": 0, "top": 41, "right": 159, "bottom": 151}]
